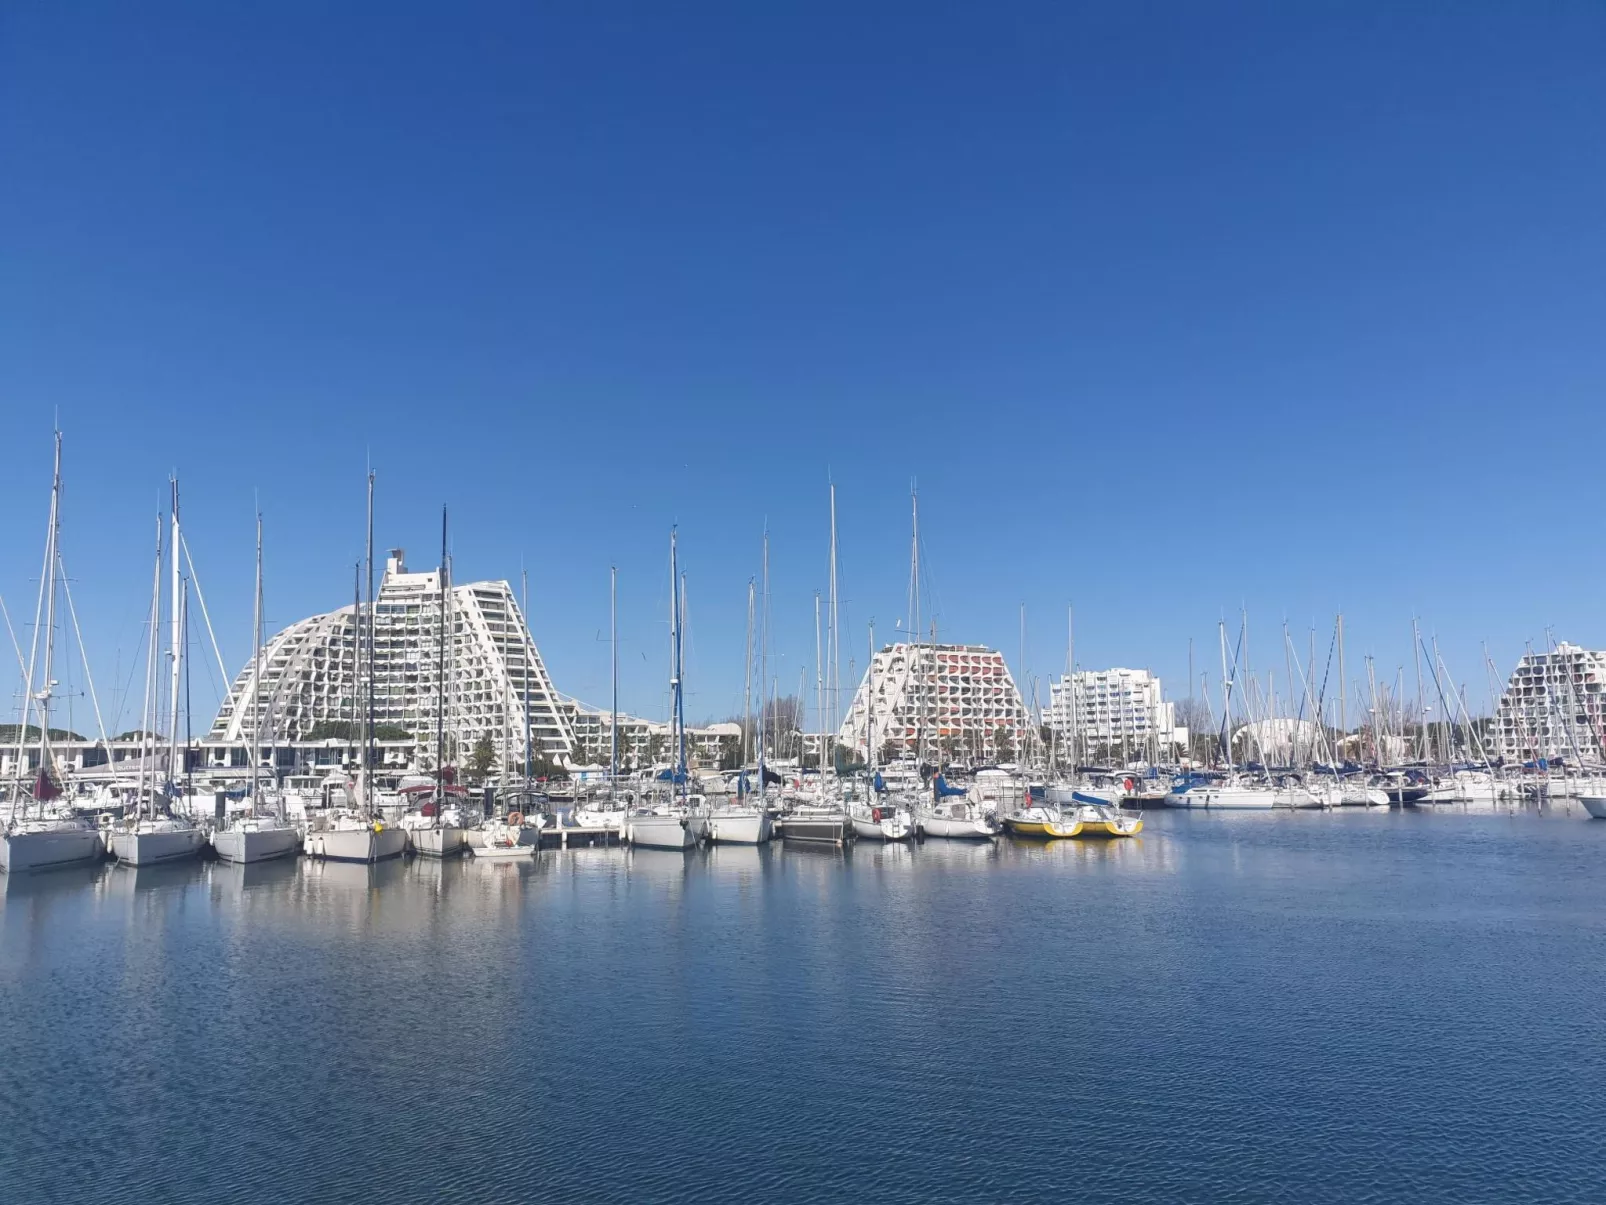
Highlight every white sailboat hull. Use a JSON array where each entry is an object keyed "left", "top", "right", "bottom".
[
  {"left": 212, "top": 825, "right": 301, "bottom": 864},
  {"left": 917, "top": 813, "right": 998, "bottom": 839},
  {"left": 407, "top": 826, "right": 467, "bottom": 858},
  {"left": 110, "top": 826, "right": 207, "bottom": 866},
  {"left": 627, "top": 814, "right": 697, "bottom": 849},
  {"left": 852, "top": 815, "right": 913, "bottom": 841},
  {"left": 468, "top": 840, "right": 533, "bottom": 859},
  {"left": 1163, "top": 786, "right": 1319, "bottom": 810},
  {"left": 1580, "top": 796, "right": 1606, "bottom": 819},
  {"left": 305, "top": 826, "right": 407, "bottom": 863},
  {"left": 706, "top": 811, "right": 772, "bottom": 844},
  {"left": 0, "top": 825, "right": 104, "bottom": 873}
]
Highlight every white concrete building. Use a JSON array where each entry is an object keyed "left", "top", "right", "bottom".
[
  {"left": 1046, "top": 667, "right": 1179, "bottom": 758},
  {"left": 209, "top": 549, "right": 572, "bottom": 768},
  {"left": 1492, "top": 642, "right": 1606, "bottom": 762},
  {"left": 837, "top": 642, "right": 1028, "bottom": 762},
  {"left": 560, "top": 698, "right": 743, "bottom": 771}
]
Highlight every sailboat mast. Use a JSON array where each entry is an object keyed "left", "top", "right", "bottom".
[
  {"left": 910, "top": 487, "right": 922, "bottom": 768},
  {"left": 1337, "top": 613, "right": 1347, "bottom": 760},
  {"left": 251, "top": 512, "right": 263, "bottom": 807},
  {"left": 867, "top": 620, "right": 876, "bottom": 771},
  {"left": 1412, "top": 617, "right": 1425, "bottom": 764},
  {"left": 166, "top": 478, "right": 182, "bottom": 794},
  {"left": 139, "top": 515, "right": 162, "bottom": 820},
  {"left": 437, "top": 506, "right": 449, "bottom": 808},
  {"left": 813, "top": 592, "right": 823, "bottom": 780},
  {"left": 679, "top": 574, "right": 689, "bottom": 798},
  {"left": 363, "top": 471, "right": 375, "bottom": 817},
  {"left": 759, "top": 529, "right": 769, "bottom": 792},
  {"left": 37, "top": 434, "right": 64, "bottom": 802},
  {"left": 1067, "top": 606, "right": 1077, "bottom": 774},
  {"left": 743, "top": 578, "right": 754, "bottom": 778},
  {"left": 668, "top": 528, "right": 685, "bottom": 797},
  {"left": 827, "top": 483, "right": 839, "bottom": 784},
  {"left": 523, "top": 568, "right": 533, "bottom": 783},
  {"left": 609, "top": 566, "right": 617, "bottom": 798},
  {"left": 1019, "top": 603, "right": 1027, "bottom": 768}
]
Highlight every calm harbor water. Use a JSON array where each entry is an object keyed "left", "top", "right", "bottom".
[{"left": 3, "top": 807, "right": 1604, "bottom": 1204}]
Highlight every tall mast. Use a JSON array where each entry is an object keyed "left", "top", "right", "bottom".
[
  {"left": 743, "top": 578, "right": 754, "bottom": 783},
  {"left": 813, "top": 592, "right": 823, "bottom": 780},
  {"left": 351, "top": 563, "right": 361, "bottom": 741},
  {"left": 609, "top": 566, "right": 617, "bottom": 798},
  {"left": 678, "top": 573, "right": 689, "bottom": 797},
  {"left": 166, "top": 478, "right": 182, "bottom": 795},
  {"left": 867, "top": 620, "right": 876, "bottom": 772},
  {"left": 139, "top": 515, "right": 162, "bottom": 820},
  {"left": 1337, "top": 612, "right": 1347, "bottom": 760},
  {"left": 909, "top": 486, "right": 922, "bottom": 767},
  {"left": 523, "top": 568, "right": 533, "bottom": 782},
  {"left": 1412, "top": 616, "right": 1425, "bottom": 764},
  {"left": 436, "top": 506, "right": 449, "bottom": 808},
  {"left": 1019, "top": 603, "right": 1027, "bottom": 767},
  {"left": 668, "top": 528, "right": 685, "bottom": 797},
  {"left": 38, "top": 434, "right": 65, "bottom": 802},
  {"left": 251, "top": 511, "right": 263, "bottom": 808},
  {"left": 180, "top": 578, "right": 191, "bottom": 797},
  {"left": 759, "top": 529, "right": 769, "bottom": 794},
  {"left": 1218, "top": 619, "right": 1232, "bottom": 769},
  {"left": 827, "top": 483, "right": 839, "bottom": 784},
  {"left": 363, "top": 471, "right": 375, "bottom": 817},
  {"left": 1067, "top": 605, "right": 1077, "bottom": 774}
]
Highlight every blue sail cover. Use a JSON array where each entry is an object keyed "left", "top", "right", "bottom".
[
  {"left": 1071, "top": 791, "right": 1110, "bottom": 807},
  {"left": 933, "top": 774, "right": 967, "bottom": 798},
  {"left": 655, "top": 767, "right": 689, "bottom": 784},
  {"left": 873, "top": 771, "right": 886, "bottom": 794}
]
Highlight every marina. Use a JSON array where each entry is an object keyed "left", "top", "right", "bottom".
[{"left": 3, "top": 807, "right": 1603, "bottom": 1205}]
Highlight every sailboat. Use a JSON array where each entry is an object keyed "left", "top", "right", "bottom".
[
  {"left": 303, "top": 472, "right": 406, "bottom": 863},
  {"left": 918, "top": 772, "right": 1001, "bottom": 839},
  {"left": 887, "top": 489, "right": 997, "bottom": 841},
  {"left": 403, "top": 509, "right": 468, "bottom": 858},
  {"left": 2, "top": 434, "right": 104, "bottom": 873},
  {"left": 849, "top": 621, "right": 913, "bottom": 841},
  {"left": 627, "top": 529, "right": 702, "bottom": 850},
  {"left": 707, "top": 551, "right": 773, "bottom": 844},
  {"left": 212, "top": 512, "right": 300, "bottom": 864},
  {"left": 782, "top": 489, "right": 853, "bottom": 846},
  {"left": 107, "top": 481, "right": 206, "bottom": 867}
]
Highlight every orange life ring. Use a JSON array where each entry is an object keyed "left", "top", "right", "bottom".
[
  {"left": 507, "top": 811, "right": 524, "bottom": 826},
  {"left": 1123, "top": 778, "right": 1134, "bottom": 792}
]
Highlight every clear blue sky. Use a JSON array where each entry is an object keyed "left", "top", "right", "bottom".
[{"left": 3, "top": 1, "right": 1604, "bottom": 733}]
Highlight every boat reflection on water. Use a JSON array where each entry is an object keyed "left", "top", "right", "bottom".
[
  {"left": 910, "top": 836, "right": 1002, "bottom": 870},
  {"left": 1003, "top": 830, "right": 1148, "bottom": 868},
  {"left": 303, "top": 856, "right": 409, "bottom": 893},
  {"left": 704, "top": 842, "right": 772, "bottom": 883},
  {"left": 105, "top": 857, "right": 208, "bottom": 895},
  {"left": 1, "top": 858, "right": 108, "bottom": 900},
  {"left": 205, "top": 855, "right": 300, "bottom": 899},
  {"left": 853, "top": 839, "right": 918, "bottom": 874},
  {"left": 626, "top": 846, "right": 700, "bottom": 881}
]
